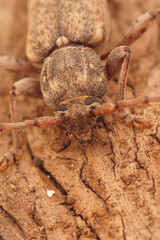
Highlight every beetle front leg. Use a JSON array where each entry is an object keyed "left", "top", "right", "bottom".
[
  {"left": 0, "top": 77, "right": 42, "bottom": 171},
  {"left": 106, "top": 46, "right": 131, "bottom": 82},
  {"left": 0, "top": 115, "right": 63, "bottom": 171},
  {"left": 107, "top": 46, "right": 151, "bottom": 129}
]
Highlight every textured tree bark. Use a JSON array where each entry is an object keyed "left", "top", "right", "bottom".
[{"left": 0, "top": 1, "right": 160, "bottom": 240}]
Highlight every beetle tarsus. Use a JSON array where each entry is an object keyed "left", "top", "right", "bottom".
[
  {"left": 0, "top": 147, "right": 22, "bottom": 171},
  {"left": 117, "top": 110, "right": 151, "bottom": 129}
]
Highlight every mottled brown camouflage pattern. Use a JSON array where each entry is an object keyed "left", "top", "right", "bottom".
[
  {"left": 27, "top": 0, "right": 109, "bottom": 62},
  {"left": 40, "top": 46, "right": 107, "bottom": 110}
]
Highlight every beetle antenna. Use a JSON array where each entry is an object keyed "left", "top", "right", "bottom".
[
  {"left": 93, "top": 96, "right": 160, "bottom": 116},
  {"left": 0, "top": 116, "right": 63, "bottom": 133}
]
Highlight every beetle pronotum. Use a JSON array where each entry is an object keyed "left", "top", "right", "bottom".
[{"left": 0, "top": 0, "right": 160, "bottom": 171}]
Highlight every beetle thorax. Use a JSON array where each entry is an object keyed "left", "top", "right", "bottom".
[{"left": 40, "top": 46, "right": 107, "bottom": 110}]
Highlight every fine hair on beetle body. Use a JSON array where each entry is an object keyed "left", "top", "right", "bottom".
[{"left": 0, "top": 0, "right": 160, "bottom": 171}]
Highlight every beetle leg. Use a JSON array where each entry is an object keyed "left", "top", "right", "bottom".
[
  {"left": 106, "top": 46, "right": 155, "bottom": 129},
  {"left": 114, "top": 48, "right": 149, "bottom": 128},
  {"left": 117, "top": 9, "right": 160, "bottom": 47},
  {"left": 101, "top": 9, "right": 160, "bottom": 60},
  {"left": 0, "top": 77, "right": 42, "bottom": 171},
  {"left": 115, "top": 48, "right": 131, "bottom": 101},
  {"left": 0, "top": 116, "right": 63, "bottom": 171},
  {"left": 106, "top": 46, "right": 131, "bottom": 82},
  {"left": 0, "top": 56, "right": 40, "bottom": 73},
  {"left": 116, "top": 110, "right": 151, "bottom": 129}
]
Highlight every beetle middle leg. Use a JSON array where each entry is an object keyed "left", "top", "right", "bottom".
[
  {"left": 117, "top": 9, "right": 160, "bottom": 47},
  {"left": 0, "top": 77, "right": 42, "bottom": 171},
  {"left": 0, "top": 56, "right": 40, "bottom": 73},
  {"left": 101, "top": 9, "right": 160, "bottom": 60}
]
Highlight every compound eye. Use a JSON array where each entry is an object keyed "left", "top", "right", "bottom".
[
  {"left": 55, "top": 104, "right": 67, "bottom": 112},
  {"left": 85, "top": 97, "right": 102, "bottom": 109}
]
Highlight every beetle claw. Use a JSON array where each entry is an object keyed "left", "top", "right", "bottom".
[
  {"left": 0, "top": 147, "right": 22, "bottom": 171},
  {"left": 117, "top": 110, "right": 151, "bottom": 129}
]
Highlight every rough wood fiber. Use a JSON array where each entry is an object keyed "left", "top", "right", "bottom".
[{"left": 0, "top": 0, "right": 160, "bottom": 239}]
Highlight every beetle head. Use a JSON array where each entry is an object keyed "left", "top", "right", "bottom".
[{"left": 54, "top": 95, "right": 103, "bottom": 145}]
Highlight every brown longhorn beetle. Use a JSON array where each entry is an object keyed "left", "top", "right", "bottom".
[{"left": 0, "top": 0, "right": 160, "bottom": 171}]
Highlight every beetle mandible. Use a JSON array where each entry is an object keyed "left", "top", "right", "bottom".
[{"left": 0, "top": 0, "right": 160, "bottom": 171}]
